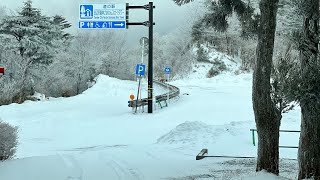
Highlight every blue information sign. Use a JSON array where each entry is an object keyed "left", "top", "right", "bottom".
[
  {"left": 78, "top": 3, "right": 126, "bottom": 29},
  {"left": 164, "top": 67, "right": 171, "bottom": 74},
  {"left": 78, "top": 21, "right": 126, "bottom": 29},
  {"left": 136, "top": 64, "right": 146, "bottom": 76}
]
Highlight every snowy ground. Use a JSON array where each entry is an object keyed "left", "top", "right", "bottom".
[{"left": 0, "top": 67, "right": 301, "bottom": 179}]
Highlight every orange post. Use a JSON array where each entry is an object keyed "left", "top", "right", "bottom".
[{"left": 130, "top": 94, "right": 135, "bottom": 100}]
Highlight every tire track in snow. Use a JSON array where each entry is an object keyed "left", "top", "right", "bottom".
[
  {"left": 99, "top": 153, "right": 144, "bottom": 180},
  {"left": 59, "top": 144, "right": 128, "bottom": 152},
  {"left": 59, "top": 154, "right": 84, "bottom": 180}
]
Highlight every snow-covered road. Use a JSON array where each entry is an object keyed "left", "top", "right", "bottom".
[{"left": 0, "top": 73, "right": 301, "bottom": 179}]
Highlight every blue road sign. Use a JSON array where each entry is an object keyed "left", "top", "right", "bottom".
[
  {"left": 79, "top": 21, "right": 126, "bottom": 29},
  {"left": 164, "top": 67, "right": 171, "bottom": 74},
  {"left": 78, "top": 3, "right": 126, "bottom": 29},
  {"left": 80, "top": 5, "right": 93, "bottom": 19},
  {"left": 136, "top": 64, "right": 146, "bottom": 76}
]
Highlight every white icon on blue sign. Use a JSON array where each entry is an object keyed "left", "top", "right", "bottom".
[
  {"left": 80, "top": 5, "right": 93, "bottom": 19},
  {"left": 165, "top": 67, "right": 171, "bottom": 74},
  {"left": 102, "top": 22, "right": 109, "bottom": 28}
]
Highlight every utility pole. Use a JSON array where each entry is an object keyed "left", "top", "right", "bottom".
[
  {"left": 126, "top": 2, "right": 155, "bottom": 113},
  {"left": 147, "top": 2, "right": 154, "bottom": 113}
]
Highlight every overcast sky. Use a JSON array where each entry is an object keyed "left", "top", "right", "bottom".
[{"left": 1, "top": 0, "right": 204, "bottom": 45}]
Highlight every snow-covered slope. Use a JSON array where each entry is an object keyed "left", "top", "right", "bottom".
[
  {"left": 0, "top": 54, "right": 301, "bottom": 179},
  {"left": 188, "top": 47, "right": 240, "bottom": 79}
]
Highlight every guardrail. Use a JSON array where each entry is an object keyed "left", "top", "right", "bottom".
[
  {"left": 128, "top": 80, "right": 180, "bottom": 108},
  {"left": 250, "top": 129, "right": 300, "bottom": 148}
]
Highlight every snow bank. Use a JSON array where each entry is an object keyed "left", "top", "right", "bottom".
[{"left": 157, "top": 121, "right": 225, "bottom": 146}]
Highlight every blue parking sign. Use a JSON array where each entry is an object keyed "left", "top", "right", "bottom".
[{"left": 136, "top": 64, "right": 146, "bottom": 76}]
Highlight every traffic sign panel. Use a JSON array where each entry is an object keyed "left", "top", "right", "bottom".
[
  {"left": 164, "top": 67, "right": 171, "bottom": 74},
  {"left": 136, "top": 64, "right": 146, "bottom": 76},
  {"left": 0, "top": 67, "right": 5, "bottom": 74},
  {"left": 79, "top": 3, "right": 126, "bottom": 29},
  {"left": 78, "top": 21, "right": 126, "bottom": 29}
]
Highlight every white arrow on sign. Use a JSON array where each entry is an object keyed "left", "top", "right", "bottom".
[{"left": 114, "top": 23, "right": 124, "bottom": 27}]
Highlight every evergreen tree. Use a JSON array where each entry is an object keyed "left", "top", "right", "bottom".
[
  {"left": 193, "top": 0, "right": 259, "bottom": 38},
  {"left": 296, "top": 0, "right": 320, "bottom": 179},
  {"left": 0, "top": 0, "right": 71, "bottom": 102},
  {"left": 190, "top": 0, "right": 260, "bottom": 67},
  {"left": 52, "top": 15, "right": 72, "bottom": 46},
  {"left": 252, "top": 0, "right": 281, "bottom": 174},
  {"left": 173, "top": 0, "right": 194, "bottom": 6},
  {"left": 271, "top": 45, "right": 297, "bottom": 114},
  {"left": 277, "top": 1, "right": 320, "bottom": 178},
  {"left": 276, "top": 0, "right": 302, "bottom": 37},
  {"left": 191, "top": 21, "right": 205, "bottom": 44},
  {"left": 174, "top": 0, "right": 281, "bottom": 174}
]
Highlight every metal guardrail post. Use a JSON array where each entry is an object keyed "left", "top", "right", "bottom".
[
  {"left": 250, "top": 128, "right": 300, "bottom": 148},
  {"left": 251, "top": 129, "right": 255, "bottom": 146}
]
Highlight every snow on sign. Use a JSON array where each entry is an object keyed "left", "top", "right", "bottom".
[{"left": 78, "top": 3, "right": 126, "bottom": 29}]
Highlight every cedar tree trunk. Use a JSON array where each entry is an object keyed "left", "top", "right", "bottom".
[
  {"left": 298, "top": 0, "right": 320, "bottom": 179},
  {"left": 252, "top": 0, "right": 281, "bottom": 175}
]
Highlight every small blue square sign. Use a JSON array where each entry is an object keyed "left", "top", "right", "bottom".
[
  {"left": 164, "top": 67, "right": 171, "bottom": 74},
  {"left": 80, "top": 5, "right": 93, "bottom": 19},
  {"left": 136, "top": 64, "right": 146, "bottom": 76}
]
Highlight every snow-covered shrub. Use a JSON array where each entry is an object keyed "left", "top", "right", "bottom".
[
  {"left": 196, "top": 46, "right": 210, "bottom": 63},
  {"left": 207, "top": 60, "right": 227, "bottom": 78},
  {"left": 0, "top": 121, "right": 18, "bottom": 160},
  {"left": 207, "top": 67, "right": 220, "bottom": 78}
]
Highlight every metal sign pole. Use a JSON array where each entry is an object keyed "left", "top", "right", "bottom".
[
  {"left": 167, "top": 74, "right": 169, "bottom": 104},
  {"left": 147, "top": 1, "right": 153, "bottom": 113},
  {"left": 126, "top": 3, "right": 155, "bottom": 113},
  {"left": 139, "top": 40, "right": 144, "bottom": 113},
  {"left": 141, "top": 39, "right": 144, "bottom": 64},
  {"left": 135, "top": 76, "right": 142, "bottom": 113}
]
